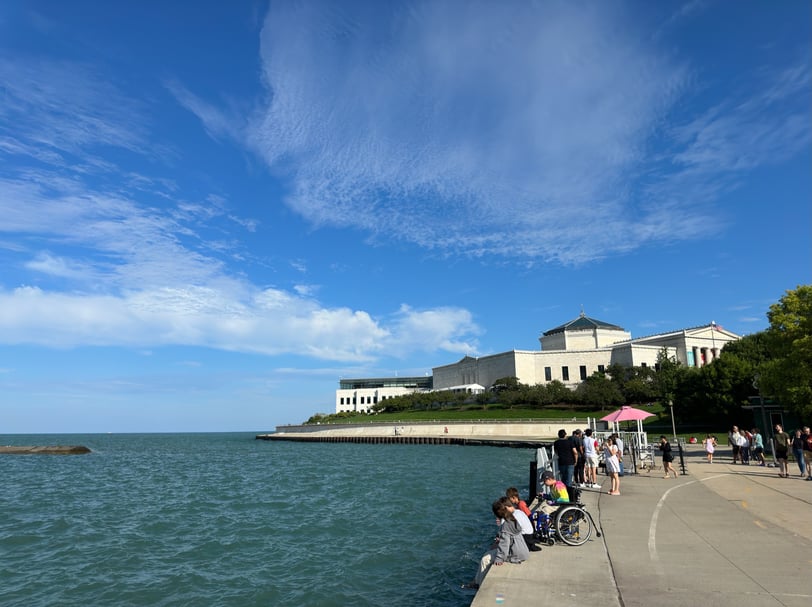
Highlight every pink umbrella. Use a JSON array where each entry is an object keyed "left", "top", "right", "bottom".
[
  {"left": 601, "top": 406, "right": 657, "bottom": 469},
  {"left": 600, "top": 406, "right": 655, "bottom": 423}
]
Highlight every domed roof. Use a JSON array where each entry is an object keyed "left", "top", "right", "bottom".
[{"left": 543, "top": 311, "right": 625, "bottom": 336}]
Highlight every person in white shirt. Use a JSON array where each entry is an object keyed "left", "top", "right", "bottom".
[
  {"left": 728, "top": 426, "right": 742, "bottom": 463},
  {"left": 613, "top": 434, "right": 625, "bottom": 476},
  {"left": 583, "top": 428, "right": 601, "bottom": 488}
]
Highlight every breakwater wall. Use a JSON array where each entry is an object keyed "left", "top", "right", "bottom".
[
  {"left": 0, "top": 445, "right": 91, "bottom": 455},
  {"left": 257, "top": 420, "right": 591, "bottom": 448}
]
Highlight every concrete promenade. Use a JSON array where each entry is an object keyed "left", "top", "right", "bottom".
[{"left": 470, "top": 444, "right": 812, "bottom": 607}]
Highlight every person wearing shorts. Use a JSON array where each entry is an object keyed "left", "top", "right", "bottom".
[
  {"left": 774, "top": 424, "right": 790, "bottom": 478},
  {"left": 583, "top": 428, "right": 600, "bottom": 488}
]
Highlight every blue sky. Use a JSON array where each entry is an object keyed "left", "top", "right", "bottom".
[{"left": 1, "top": 1, "right": 809, "bottom": 433}]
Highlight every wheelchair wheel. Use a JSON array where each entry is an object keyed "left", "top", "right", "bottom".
[{"left": 555, "top": 505, "right": 592, "bottom": 546}]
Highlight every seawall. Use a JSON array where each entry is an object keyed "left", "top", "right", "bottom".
[{"left": 257, "top": 420, "right": 591, "bottom": 447}]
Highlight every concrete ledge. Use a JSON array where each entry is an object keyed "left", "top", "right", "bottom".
[
  {"left": 0, "top": 445, "right": 92, "bottom": 455},
  {"left": 259, "top": 421, "right": 587, "bottom": 444}
]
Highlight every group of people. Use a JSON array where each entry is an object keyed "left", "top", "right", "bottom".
[
  {"left": 722, "top": 424, "right": 812, "bottom": 480},
  {"left": 467, "top": 471, "right": 577, "bottom": 589},
  {"left": 554, "top": 428, "right": 624, "bottom": 495},
  {"left": 466, "top": 484, "right": 555, "bottom": 589},
  {"left": 775, "top": 424, "right": 812, "bottom": 480},
  {"left": 726, "top": 426, "right": 766, "bottom": 466}
]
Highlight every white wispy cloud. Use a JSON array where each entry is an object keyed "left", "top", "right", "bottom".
[
  {"left": 0, "top": 54, "right": 481, "bottom": 361},
  {"left": 235, "top": 0, "right": 809, "bottom": 264},
  {"left": 245, "top": 1, "right": 689, "bottom": 263},
  {"left": 0, "top": 57, "right": 149, "bottom": 157}
]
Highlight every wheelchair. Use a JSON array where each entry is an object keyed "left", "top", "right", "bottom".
[{"left": 531, "top": 486, "right": 602, "bottom": 547}]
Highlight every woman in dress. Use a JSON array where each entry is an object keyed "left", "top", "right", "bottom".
[
  {"left": 659, "top": 435, "right": 679, "bottom": 478},
  {"left": 602, "top": 437, "right": 620, "bottom": 495},
  {"left": 703, "top": 434, "right": 716, "bottom": 463}
]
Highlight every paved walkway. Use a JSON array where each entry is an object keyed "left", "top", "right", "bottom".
[{"left": 470, "top": 444, "right": 812, "bottom": 607}]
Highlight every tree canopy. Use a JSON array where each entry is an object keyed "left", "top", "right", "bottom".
[{"left": 758, "top": 285, "right": 812, "bottom": 418}]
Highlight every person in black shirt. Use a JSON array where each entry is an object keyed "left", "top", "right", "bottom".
[
  {"left": 659, "top": 435, "right": 678, "bottom": 479},
  {"left": 572, "top": 429, "right": 586, "bottom": 486},
  {"left": 553, "top": 429, "right": 578, "bottom": 488}
]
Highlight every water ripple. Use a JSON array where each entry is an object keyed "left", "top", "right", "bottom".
[{"left": 1, "top": 433, "right": 533, "bottom": 606}]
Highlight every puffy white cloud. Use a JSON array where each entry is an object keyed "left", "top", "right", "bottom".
[{"left": 0, "top": 284, "right": 479, "bottom": 361}]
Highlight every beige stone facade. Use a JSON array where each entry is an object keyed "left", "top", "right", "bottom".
[
  {"left": 336, "top": 314, "right": 741, "bottom": 413},
  {"left": 433, "top": 317, "right": 740, "bottom": 391}
]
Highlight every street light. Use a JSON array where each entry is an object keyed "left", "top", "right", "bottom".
[
  {"left": 669, "top": 399, "right": 677, "bottom": 441},
  {"left": 753, "top": 374, "right": 772, "bottom": 458}
]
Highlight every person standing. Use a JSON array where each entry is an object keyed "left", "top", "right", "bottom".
[
  {"left": 553, "top": 429, "right": 578, "bottom": 488},
  {"left": 703, "top": 434, "right": 716, "bottom": 464},
  {"left": 613, "top": 433, "right": 625, "bottom": 476},
  {"left": 602, "top": 437, "right": 621, "bottom": 495},
  {"left": 659, "top": 435, "right": 679, "bottom": 479},
  {"left": 790, "top": 429, "right": 806, "bottom": 477},
  {"left": 751, "top": 428, "right": 765, "bottom": 466},
  {"left": 572, "top": 429, "right": 586, "bottom": 487},
  {"left": 728, "top": 426, "right": 742, "bottom": 464},
  {"left": 583, "top": 428, "right": 600, "bottom": 488},
  {"left": 802, "top": 426, "right": 812, "bottom": 481},
  {"left": 774, "top": 424, "right": 791, "bottom": 478},
  {"left": 740, "top": 430, "right": 751, "bottom": 465}
]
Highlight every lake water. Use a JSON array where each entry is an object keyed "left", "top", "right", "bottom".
[{"left": 1, "top": 433, "right": 536, "bottom": 606}]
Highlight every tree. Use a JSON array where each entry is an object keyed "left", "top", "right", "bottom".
[
  {"left": 575, "top": 374, "right": 624, "bottom": 408},
  {"left": 759, "top": 285, "right": 812, "bottom": 418},
  {"left": 654, "top": 348, "right": 681, "bottom": 406},
  {"left": 492, "top": 376, "right": 521, "bottom": 391}
]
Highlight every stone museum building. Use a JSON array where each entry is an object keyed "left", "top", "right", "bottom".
[{"left": 335, "top": 312, "right": 741, "bottom": 413}]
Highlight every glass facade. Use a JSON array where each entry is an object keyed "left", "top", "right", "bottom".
[{"left": 339, "top": 376, "right": 433, "bottom": 390}]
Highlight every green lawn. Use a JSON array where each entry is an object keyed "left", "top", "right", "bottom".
[{"left": 311, "top": 402, "right": 669, "bottom": 424}]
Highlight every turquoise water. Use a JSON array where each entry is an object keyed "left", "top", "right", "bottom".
[{"left": 1, "top": 433, "right": 535, "bottom": 606}]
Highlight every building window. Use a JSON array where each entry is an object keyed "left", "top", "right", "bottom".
[
  {"left": 562, "top": 366, "right": 569, "bottom": 381},
  {"left": 580, "top": 365, "right": 587, "bottom": 380},
  {"left": 598, "top": 365, "right": 605, "bottom": 374},
  {"left": 545, "top": 367, "right": 552, "bottom": 381},
  {"left": 641, "top": 362, "right": 647, "bottom": 368}
]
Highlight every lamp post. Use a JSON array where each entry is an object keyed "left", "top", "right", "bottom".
[
  {"left": 669, "top": 399, "right": 677, "bottom": 441},
  {"left": 753, "top": 374, "right": 771, "bottom": 457}
]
